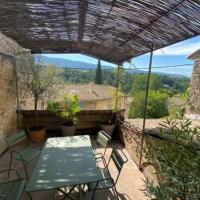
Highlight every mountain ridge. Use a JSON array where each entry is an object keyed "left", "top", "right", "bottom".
[{"left": 36, "top": 55, "right": 186, "bottom": 77}]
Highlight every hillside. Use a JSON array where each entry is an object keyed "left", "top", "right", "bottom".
[
  {"left": 36, "top": 55, "right": 186, "bottom": 77},
  {"left": 36, "top": 55, "right": 113, "bottom": 70}
]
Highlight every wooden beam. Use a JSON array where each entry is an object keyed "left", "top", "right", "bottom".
[
  {"left": 78, "top": 0, "right": 88, "bottom": 42},
  {"left": 88, "top": 0, "right": 116, "bottom": 50}
]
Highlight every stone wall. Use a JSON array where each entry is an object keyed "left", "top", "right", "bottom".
[
  {"left": 187, "top": 60, "right": 200, "bottom": 118},
  {"left": 0, "top": 54, "right": 17, "bottom": 154},
  {"left": 20, "top": 109, "right": 124, "bottom": 134},
  {"left": 118, "top": 124, "right": 161, "bottom": 184}
]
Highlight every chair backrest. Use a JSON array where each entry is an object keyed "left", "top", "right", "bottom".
[
  {"left": 5, "top": 129, "right": 28, "bottom": 148},
  {"left": 96, "top": 131, "right": 111, "bottom": 149},
  {"left": 108, "top": 148, "right": 128, "bottom": 184}
]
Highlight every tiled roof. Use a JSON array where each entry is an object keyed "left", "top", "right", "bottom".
[
  {"left": 56, "top": 84, "right": 122, "bottom": 101},
  {"left": 19, "top": 84, "right": 124, "bottom": 110}
]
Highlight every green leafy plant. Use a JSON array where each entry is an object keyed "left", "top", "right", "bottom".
[
  {"left": 145, "top": 119, "right": 200, "bottom": 200},
  {"left": 168, "top": 104, "right": 185, "bottom": 119},
  {"left": 48, "top": 94, "right": 80, "bottom": 126},
  {"left": 129, "top": 90, "right": 169, "bottom": 118}
]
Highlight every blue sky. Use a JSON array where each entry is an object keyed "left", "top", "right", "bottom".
[{"left": 44, "top": 35, "right": 200, "bottom": 77}]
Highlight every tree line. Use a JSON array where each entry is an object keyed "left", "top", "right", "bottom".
[
  {"left": 62, "top": 67, "right": 189, "bottom": 95},
  {"left": 62, "top": 67, "right": 190, "bottom": 119}
]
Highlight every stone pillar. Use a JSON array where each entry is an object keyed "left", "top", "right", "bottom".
[{"left": 187, "top": 60, "right": 200, "bottom": 119}]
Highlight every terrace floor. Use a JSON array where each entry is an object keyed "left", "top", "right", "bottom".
[{"left": 0, "top": 138, "right": 147, "bottom": 200}]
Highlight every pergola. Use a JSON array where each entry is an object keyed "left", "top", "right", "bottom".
[
  {"left": 0, "top": 0, "right": 200, "bottom": 169},
  {"left": 0, "top": 0, "right": 200, "bottom": 64}
]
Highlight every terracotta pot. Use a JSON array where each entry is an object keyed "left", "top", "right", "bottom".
[
  {"left": 61, "top": 125, "right": 76, "bottom": 136},
  {"left": 100, "top": 123, "right": 115, "bottom": 137},
  {"left": 28, "top": 126, "right": 46, "bottom": 143}
]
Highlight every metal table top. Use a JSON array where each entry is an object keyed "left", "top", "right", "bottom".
[{"left": 26, "top": 135, "right": 101, "bottom": 192}]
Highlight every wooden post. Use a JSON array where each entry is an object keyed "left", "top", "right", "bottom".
[{"left": 139, "top": 45, "right": 154, "bottom": 171}]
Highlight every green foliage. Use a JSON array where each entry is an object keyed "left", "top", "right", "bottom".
[
  {"left": 18, "top": 55, "right": 62, "bottom": 125},
  {"left": 179, "top": 87, "right": 189, "bottom": 101},
  {"left": 128, "top": 73, "right": 189, "bottom": 119},
  {"left": 48, "top": 94, "right": 80, "bottom": 125},
  {"left": 95, "top": 60, "right": 102, "bottom": 84},
  {"left": 129, "top": 74, "right": 162, "bottom": 95},
  {"left": 145, "top": 119, "right": 200, "bottom": 200},
  {"left": 129, "top": 90, "right": 169, "bottom": 118},
  {"left": 168, "top": 91, "right": 188, "bottom": 119},
  {"left": 62, "top": 68, "right": 189, "bottom": 96},
  {"left": 18, "top": 55, "right": 62, "bottom": 111},
  {"left": 109, "top": 88, "right": 123, "bottom": 112},
  {"left": 168, "top": 105, "right": 185, "bottom": 119},
  {"left": 62, "top": 67, "right": 132, "bottom": 93},
  {"left": 160, "top": 75, "right": 190, "bottom": 94}
]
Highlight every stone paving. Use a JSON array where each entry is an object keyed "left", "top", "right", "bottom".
[{"left": 0, "top": 139, "right": 147, "bottom": 200}]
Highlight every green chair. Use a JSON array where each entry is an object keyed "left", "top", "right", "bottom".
[
  {"left": 0, "top": 168, "right": 31, "bottom": 200},
  {"left": 88, "top": 148, "right": 128, "bottom": 200},
  {"left": 5, "top": 129, "right": 41, "bottom": 179},
  {"left": 93, "top": 131, "right": 111, "bottom": 167}
]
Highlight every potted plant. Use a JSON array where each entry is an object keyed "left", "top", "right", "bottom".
[
  {"left": 48, "top": 94, "right": 80, "bottom": 136},
  {"left": 19, "top": 55, "right": 61, "bottom": 143}
]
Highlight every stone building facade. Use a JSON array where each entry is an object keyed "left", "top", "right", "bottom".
[
  {"left": 0, "top": 33, "right": 28, "bottom": 154},
  {"left": 186, "top": 49, "right": 200, "bottom": 119},
  {"left": 0, "top": 54, "right": 17, "bottom": 154}
]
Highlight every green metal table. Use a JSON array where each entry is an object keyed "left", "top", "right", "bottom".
[{"left": 26, "top": 135, "right": 101, "bottom": 198}]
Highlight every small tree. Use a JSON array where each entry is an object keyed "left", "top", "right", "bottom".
[
  {"left": 18, "top": 55, "right": 61, "bottom": 126},
  {"left": 95, "top": 59, "right": 102, "bottom": 84}
]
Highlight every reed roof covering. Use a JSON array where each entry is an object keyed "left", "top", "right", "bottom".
[{"left": 0, "top": 0, "right": 200, "bottom": 64}]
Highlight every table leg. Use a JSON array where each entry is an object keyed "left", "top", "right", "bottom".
[
  {"left": 57, "top": 186, "right": 76, "bottom": 200},
  {"left": 79, "top": 185, "right": 81, "bottom": 200}
]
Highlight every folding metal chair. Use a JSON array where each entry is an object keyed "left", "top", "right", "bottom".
[
  {"left": 88, "top": 148, "right": 128, "bottom": 200},
  {"left": 0, "top": 168, "right": 31, "bottom": 200},
  {"left": 5, "top": 129, "right": 41, "bottom": 179},
  {"left": 93, "top": 131, "right": 111, "bottom": 168}
]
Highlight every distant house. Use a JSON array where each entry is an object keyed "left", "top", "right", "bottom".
[
  {"left": 20, "top": 83, "right": 132, "bottom": 117},
  {"left": 186, "top": 49, "right": 200, "bottom": 119},
  {"left": 56, "top": 83, "right": 125, "bottom": 110}
]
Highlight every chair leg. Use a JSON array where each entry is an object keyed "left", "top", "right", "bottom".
[
  {"left": 91, "top": 182, "right": 98, "bottom": 200},
  {"left": 8, "top": 153, "right": 13, "bottom": 178},
  {"left": 102, "top": 157, "right": 107, "bottom": 168},
  {"left": 27, "top": 192, "right": 32, "bottom": 200},
  {"left": 91, "top": 189, "right": 96, "bottom": 200},
  {"left": 22, "top": 161, "right": 29, "bottom": 179},
  {"left": 79, "top": 185, "right": 82, "bottom": 200},
  {"left": 113, "top": 186, "right": 120, "bottom": 200},
  {"left": 53, "top": 189, "right": 56, "bottom": 200}
]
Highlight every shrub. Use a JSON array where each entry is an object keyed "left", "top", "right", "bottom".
[
  {"left": 145, "top": 119, "right": 200, "bottom": 200},
  {"left": 129, "top": 90, "right": 169, "bottom": 118},
  {"left": 168, "top": 104, "right": 185, "bottom": 119},
  {"left": 47, "top": 94, "right": 80, "bottom": 125}
]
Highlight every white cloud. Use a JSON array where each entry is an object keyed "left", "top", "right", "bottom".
[{"left": 154, "top": 41, "right": 200, "bottom": 56}]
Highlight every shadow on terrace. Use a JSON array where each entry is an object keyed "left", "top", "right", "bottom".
[{"left": 0, "top": 131, "right": 147, "bottom": 200}]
